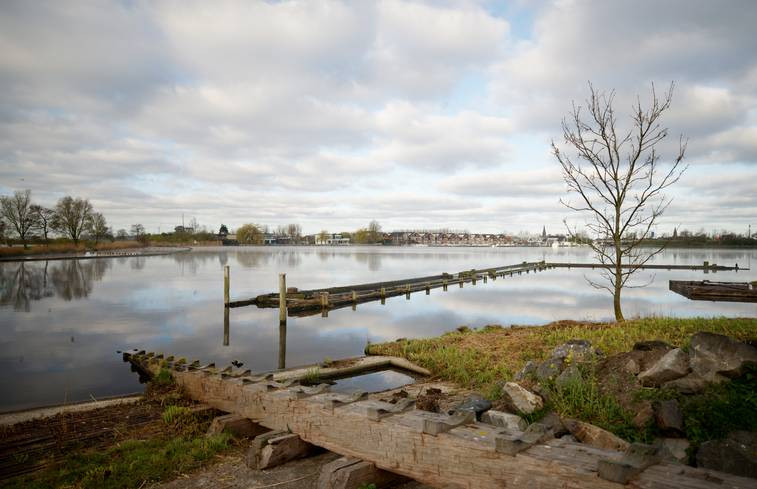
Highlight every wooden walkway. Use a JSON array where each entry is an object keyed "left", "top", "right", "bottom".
[
  {"left": 230, "top": 261, "right": 551, "bottom": 314},
  {"left": 124, "top": 351, "right": 755, "bottom": 489},
  {"left": 228, "top": 260, "right": 746, "bottom": 316}
]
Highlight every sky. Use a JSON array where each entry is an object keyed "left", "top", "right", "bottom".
[{"left": 1, "top": 0, "right": 755, "bottom": 236}]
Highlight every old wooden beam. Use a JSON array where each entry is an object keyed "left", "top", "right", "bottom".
[{"left": 126, "top": 354, "right": 754, "bottom": 489}]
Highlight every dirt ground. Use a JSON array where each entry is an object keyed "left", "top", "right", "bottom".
[{"left": 151, "top": 450, "right": 430, "bottom": 489}]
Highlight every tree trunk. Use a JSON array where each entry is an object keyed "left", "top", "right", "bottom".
[
  {"left": 614, "top": 236, "right": 624, "bottom": 321},
  {"left": 613, "top": 282, "right": 624, "bottom": 321}
]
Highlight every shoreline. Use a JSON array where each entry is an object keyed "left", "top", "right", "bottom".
[{"left": 0, "top": 246, "right": 191, "bottom": 262}]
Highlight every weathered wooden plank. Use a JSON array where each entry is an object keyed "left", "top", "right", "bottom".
[{"left": 127, "top": 354, "right": 754, "bottom": 489}]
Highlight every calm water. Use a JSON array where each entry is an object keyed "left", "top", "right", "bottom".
[{"left": 1, "top": 246, "right": 755, "bottom": 412}]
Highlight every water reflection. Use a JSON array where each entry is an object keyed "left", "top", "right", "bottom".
[
  {"left": 0, "top": 259, "right": 109, "bottom": 310},
  {"left": 1, "top": 246, "right": 755, "bottom": 412}
]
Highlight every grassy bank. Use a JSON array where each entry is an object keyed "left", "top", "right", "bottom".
[
  {"left": 367, "top": 317, "right": 756, "bottom": 399},
  {"left": 369, "top": 317, "right": 757, "bottom": 447},
  {"left": 2, "top": 370, "right": 236, "bottom": 489}
]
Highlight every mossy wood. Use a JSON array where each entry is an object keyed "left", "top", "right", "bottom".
[{"left": 124, "top": 352, "right": 755, "bottom": 489}]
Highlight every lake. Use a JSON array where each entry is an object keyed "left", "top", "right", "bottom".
[{"left": 1, "top": 246, "right": 755, "bottom": 412}]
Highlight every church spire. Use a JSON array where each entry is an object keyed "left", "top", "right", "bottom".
[{"left": 542, "top": 225, "right": 547, "bottom": 239}]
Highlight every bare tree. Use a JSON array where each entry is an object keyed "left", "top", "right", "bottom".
[
  {"left": 368, "top": 220, "right": 382, "bottom": 243},
  {"left": 30, "top": 205, "right": 56, "bottom": 243},
  {"left": 0, "top": 190, "right": 37, "bottom": 249},
  {"left": 285, "top": 223, "right": 302, "bottom": 242},
  {"left": 87, "top": 212, "right": 109, "bottom": 246},
  {"left": 53, "top": 196, "right": 93, "bottom": 245},
  {"left": 130, "top": 223, "right": 148, "bottom": 245},
  {"left": 552, "top": 83, "right": 687, "bottom": 321}
]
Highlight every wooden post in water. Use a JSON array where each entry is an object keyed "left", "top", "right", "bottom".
[
  {"left": 352, "top": 290, "right": 357, "bottom": 311},
  {"left": 278, "top": 273, "right": 287, "bottom": 369},
  {"left": 425, "top": 282, "right": 430, "bottom": 295},
  {"left": 380, "top": 287, "right": 386, "bottom": 304},
  {"left": 704, "top": 261, "right": 709, "bottom": 274},
  {"left": 224, "top": 266, "right": 230, "bottom": 306},
  {"left": 321, "top": 292, "right": 329, "bottom": 317},
  {"left": 459, "top": 277, "right": 463, "bottom": 288},
  {"left": 483, "top": 275, "right": 487, "bottom": 284},
  {"left": 443, "top": 279, "right": 448, "bottom": 291},
  {"left": 279, "top": 274, "right": 287, "bottom": 327},
  {"left": 223, "top": 306, "right": 230, "bottom": 346}
]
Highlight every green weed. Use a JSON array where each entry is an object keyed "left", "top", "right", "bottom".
[{"left": 4, "top": 433, "right": 233, "bottom": 489}]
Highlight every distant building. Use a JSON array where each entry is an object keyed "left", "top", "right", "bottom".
[
  {"left": 316, "top": 233, "right": 350, "bottom": 245},
  {"left": 174, "top": 225, "right": 194, "bottom": 234}
]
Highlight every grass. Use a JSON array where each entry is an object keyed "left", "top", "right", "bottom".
[
  {"left": 5, "top": 370, "right": 234, "bottom": 489},
  {"left": 367, "top": 317, "right": 757, "bottom": 398},
  {"left": 4, "top": 433, "right": 233, "bottom": 489}
]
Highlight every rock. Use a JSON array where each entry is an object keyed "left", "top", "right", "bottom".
[
  {"left": 555, "top": 364, "right": 583, "bottom": 390},
  {"left": 563, "top": 418, "right": 630, "bottom": 451},
  {"left": 632, "top": 402, "right": 654, "bottom": 429},
  {"left": 539, "top": 412, "right": 568, "bottom": 438},
  {"left": 551, "top": 339, "right": 594, "bottom": 362},
  {"left": 662, "top": 372, "right": 716, "bottom": 394},
  {"left": 481, "top": 410, "right": 527, "bottom": 431},
  {"left": 535, "top": 357, "right": 564, "bottom": 381},
  {"left": 633, "top": 340, "right": 672, "bottom": 351},
  {"left": 654, "top": 400, "right": 684, "bottom": 436},
  {"left": 514, "top": 360, "right": 537, "bottom": 381},
  {"left": 689, "top": 332, "right": 757, "bottom": 380},
  {"left": 696, "top": 431, "right": 757, "bottom": 478},
  {"left": 449, "top": 394, "right": 492, "bottom": 420},
  {"left": 654, "top": 437, "right": 690, "bottom": 464},
  {"left": 638, "top": 348, "right": 690, "bottom": 386},
  {"left": 623, "top": 358, "right": 640, "bottom": 375},
  {"left": 501, "top": 382, "right": 544, "bottom": 415}
]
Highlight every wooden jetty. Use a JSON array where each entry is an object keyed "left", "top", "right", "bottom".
[
  {"left": 229, "top": 261, "right": 553, "bottom": 314},
  {"left": 670, "top": 280, "right": 757, "bottom": 303},
  {"left": 226, "top": 260, "right": 746, "bottom": 316},
  {"left": 124, "top": 351, "right": 755, "bottom": 489}
]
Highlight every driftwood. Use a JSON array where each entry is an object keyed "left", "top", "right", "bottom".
[{"left": 125, "top": 352, "right": 756, "bottom": 489}]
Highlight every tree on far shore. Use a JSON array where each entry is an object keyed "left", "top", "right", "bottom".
[
  {"left": 0, "top": 189, "right": 36, "bottom": 249},
  {"left": 53, "top": 196, "right": 93, "bottom": 245},
  {"left": 87, "top": 212, "right": 109, "bottom": 246},
  {"left": 237, "top": 223, "right": 263, "bottom": 244},
  {"left": 31, "top": 204, "right": 55, "bottom": 243},
  {"left": 553, "top": 82, "right": 686, "bottom": 321}
]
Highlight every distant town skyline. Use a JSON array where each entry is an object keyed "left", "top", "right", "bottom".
[{"left": 1, "top": 1, "right": 755, "bottom": 235}]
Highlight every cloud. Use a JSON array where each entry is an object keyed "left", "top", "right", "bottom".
[{"left": 0, "top": 0, "right": 754, "bottom": 234}]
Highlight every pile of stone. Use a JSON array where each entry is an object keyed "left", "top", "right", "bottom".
[{"left": 449, "top": 332, "right": 757, "bottom": 479}]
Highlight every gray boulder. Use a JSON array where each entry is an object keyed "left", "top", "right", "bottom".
[
  {"left": 638, "top": 348, "right": 690, "bottom": 386},
  {"left": 696, "top": 431, "right": 757, "bottom": 478},
  {"left": 449, "top": 394, "right": 492, "bottom": 420},
  {"left": 662, "top": 372, "right": 714, "bottom": 394},
  {"left": 689, "top": 332, "right": 757, "bottom": 380},
  {"left": 535, "top": 357, "right": 564, "bottom": 381},
  {"left": 481, "top": 410, "right": 527, "bottom": 431},
  {"left": 555, "top": 364, "right": 582, "bottom": 390},
  {"left": 501, "top": 382, "right": 544, "bottom": 415},
  {"left": 654, "top": 399, "right": 684, "bottom": 436},
  {"left": 654, "top": 438, "right": 690, "bottom": 464},
  {"left": 563, "top": 418, "right": 630, "bottom": 451},
  {"left": 514, "top": 360, "right": 537, "bottom": 381},
  {"left": 551, "top": 339, "right": 594, "bottom": 362}
]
